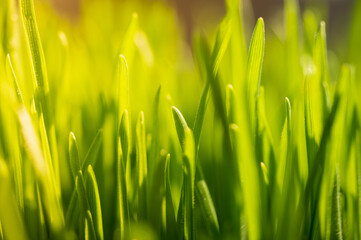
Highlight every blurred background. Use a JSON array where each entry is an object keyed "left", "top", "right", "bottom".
[{"left": 51, "top": 0, "right": 354, "bottom": 47}]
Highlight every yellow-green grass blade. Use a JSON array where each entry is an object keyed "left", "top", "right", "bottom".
[
  {"left": 0, "top": 158, "right": 28, "bottom": 240},
  {"left": 16, "top": 106, "right": 65, "bottom": 234},
  {"left": 18, "top": 0, "right": 60, "bottom": 194},
  {"left": 331, "top": 166, "right": 344, "bottom": 240},
  {"left": 117, "top": 110, "right": 130, "bottom": 240},
  {"left": 86, "top": 165, "right": 104, "bottom": 240},
  {"left": 4, "top": 55, "right": 24, "bottom": 212},
  {"left": 183, "top": 128, "right": 195, "bottom": 240},
  {"left": 136, "top": 111, "right": 147, "bottom": 219},
  {"left": 246, "top": 18, "right": 265, "bottom": 129},
  {"left": 301, "top": 92, "right": 340, "bottom": 237},
  {"left": 75, "top": 171, "right": 97, "bottom": 240},
  {"left": 226, "top": 0, "right": 247, "bottom": 92},
  {"left": 69, "top": 132, "right": 81, "bottom": 180},
  {"left": 66, "top": 129, "right": 104, "bottom": 230},
  {"left": 162, "top": 154, "right": 177, "bottom": 239},
  {"left": 172, "top": 106, "right": 219, "bottom": 236}
]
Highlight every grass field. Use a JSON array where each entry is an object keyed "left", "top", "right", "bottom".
[{"left": 0, "top": 0, "right": 361, "bottom": 239}]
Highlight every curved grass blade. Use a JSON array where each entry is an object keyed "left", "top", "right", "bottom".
[
  {"left": 246, "top": 18, "right": 265, "bottom": 127},
  {"left": 86, "top": 165, "right": 104, "bottom": 240},
  {"left": 0, "top": 159, "right": 28, "bottom": 240},
  {"left": 172, "top": 106, "right": 188, "bottom": 148},
  {"left": 172, "top": 106, "right": 219, "bottom": 235}
]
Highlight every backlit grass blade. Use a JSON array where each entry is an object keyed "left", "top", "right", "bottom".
[
  {"left": 172, "top": 106, "right": 188, "bottom": 148},
  {"left": 118, "top": 110, "right": 130, "bottom": 240},
  {"left": 66, "top": 129, "right": 104, "bottom": 230},
  {"left": 86, "top": 165, "right": 104, "bottom": 240},
  {"left": 136, "top": 111, "right": 147, "bottom": 219},
  {"left": 75, "top": 171, "right": 97, "bottom": 240},
  {"left": 314, "top": 22, "right": 331, "bottom": 118},
  {"left": 182, "top": 128, "right": 195, "bottom": 240},
  {"left": 136, "top": 112, "right": 147, "bottom": 187},
  {"left": 4, "top": 55, "right": 24, "bottom": 212},
  {"left": 277, "top": 98, "right": 298, "bottom": 239},
  {"left": 331, "top": 166, "right": 344, "bottom": 240},
  {"left": 195, "top": 180, "right": 220, "bottom": 236},
  {"left": 6, "top": 54, "right": 24, "bottom": 104},
  {"left": 0, "top": 158, "right": 28, "bottom": 240},
  {"left": 172, "top": 106, "right": 219, "bottom": 236},
  {"left": 226, "top": 0, "right": 247, "bottom": 90},
  {"left": 193, "top": 20, "right": 231, "bottom": 147},
  {"left": 246, "top": 18, "right": 265, "bottom": 127},
  {"left": 162, "top": 154, "right": 176, "bottom": 239},
  {"left": 69, "top": 132, "right": 81, "bottom": 180},
  {"left": 16, "top": 106, "right": 65, "bottom": 234},
  {"left": 304, "top": 74, "right": 319, "bottom": 169},
  {"left": 19, "top": 0, "right": 60, "bottom": 193}
]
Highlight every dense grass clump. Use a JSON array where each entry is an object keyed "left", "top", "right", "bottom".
[{"left": 0, "top": 0, "right": 361, "bottom": 239}]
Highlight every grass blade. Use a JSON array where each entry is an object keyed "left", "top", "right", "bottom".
[
  {"left": 117, "top": 110, "right": 130, "bottom": 240},
  {"left": 69, "top": 132, "right": 81, "bottom": 180},
  {"left": 75, "top": 171, "right": 97, "bottom": 240},
  {"left": 162, "top": 154, "right": 177, "bottom": 239},
  {"left": 86, "top": 165, "right": 104, "bottom": 240},
  {"left": 246, "top": 17, "right": 265, "bottom": 127},
  {"left": 331, "top": 166, "right": 344, "bottom": 240},
  {"left": 136, "top": 111, "right": 147, "bottom": 219}
]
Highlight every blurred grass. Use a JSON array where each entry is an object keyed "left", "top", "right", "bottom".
[{"left": 0, "top": 0, "right": 361, "bottom": 239}]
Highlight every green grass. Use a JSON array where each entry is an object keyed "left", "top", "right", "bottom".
[{"left": 0, "top": 0, "right": 361, "bottom": 239}]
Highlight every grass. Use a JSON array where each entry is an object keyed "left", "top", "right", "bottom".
[{"left": 0, "top": 0, "right": 360, "bottom": 239}]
